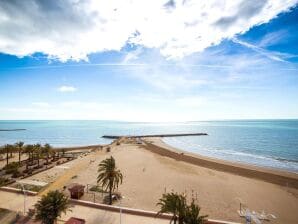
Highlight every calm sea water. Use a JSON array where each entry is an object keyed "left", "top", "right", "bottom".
[{"left": 0, "top": 120, "right": 297, "bottom": 173}]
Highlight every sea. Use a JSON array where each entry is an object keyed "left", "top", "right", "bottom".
[{"left": 0, "top": 120, "right": 297, "bottom": 173}]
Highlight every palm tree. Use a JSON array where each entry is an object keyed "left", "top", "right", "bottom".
[
  {"left": 35, "top": 190, "right": 70, "bottom": 224},
  {"left": 157, "top": 192, "right": 187, "bottom": 224},
  {"left": 0, "top": 147, "right": 3, "bottom": 161},
  {"left": 42, "top": 144, "right": 52, "bottom": 167},
  {"left": 3, "top": 144, "right": 14, "bottom": 166},
  {"left": 184, "top": 200, "right": 207, "bottom": 224},
  {"left": 24, "top": 144, "right": 34, "bottom": 170},
  {"left": 34, "top": 143, "right": 42, "bottom": 167},
  {"left": 97, "top": 156, "right": 123, "bottom": 205},
  {"left": 15, "top": 141, "right": 24, "bottom": 165}
]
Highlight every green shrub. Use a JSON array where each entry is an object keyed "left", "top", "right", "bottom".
[
  {"left": 0, "top": 177, "right": 10, "bottom": 187},
  {"left": 4, "top": 162, "right": 19, "bottom": 175},
  {"left": 89, "top": 185, "right": 107, "bottom": 193},
  {"left": 15, "top": 184, "right": 44, "bottom": 192}
]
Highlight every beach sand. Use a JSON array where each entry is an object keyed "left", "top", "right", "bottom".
[{"left": 26, "top": 138, "right": 298, "bottom": 223}]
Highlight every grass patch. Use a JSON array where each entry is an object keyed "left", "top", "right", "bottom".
[{"left": 14, "top": 184, "right": 44, "bottom": 192}]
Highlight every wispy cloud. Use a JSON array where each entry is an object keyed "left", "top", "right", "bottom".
[
  {"left": 258, "top": 29, "right": 288, "bottom": 47},
  {"left": 57, "top": 85, "right": 77, "bottom": 92},
  {"left": 122, "top": 47, "right": 143, "bottom": 64},
  {"left": 232, "top": 38, "right": 288, "bottom": 62}
]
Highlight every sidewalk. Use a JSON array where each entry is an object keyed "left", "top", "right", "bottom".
[{"left": 0, "top": 191, "right": 169, "bottom": 224}]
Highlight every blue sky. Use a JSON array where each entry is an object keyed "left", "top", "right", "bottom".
[{"left": 0, "top": 0, "right": 297, "bottom": 121}]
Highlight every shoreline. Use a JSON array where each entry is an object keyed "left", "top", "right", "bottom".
[
  {"left": 51, "top": 137, "right": 298, "bottom": 188},
  {"left": 143, "top": 137, "right": 298, "bottom": 189}
]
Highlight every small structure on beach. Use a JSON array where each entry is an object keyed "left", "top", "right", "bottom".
[{"left": 68, "top": 183, "right": 85, "bottom": 199}]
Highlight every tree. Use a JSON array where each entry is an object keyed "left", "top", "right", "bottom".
[
  {"left": 24, "top": 144, "right": 34, "bottom": 170},
  {"left": 3, "top": 144, "right": 14, "bottom": 166},
  {"left": 15, "top": 141, "right": 24, "bottom": 165},
  {"left": 42, "top": 144, "right": 52, "bottom": 166},
  {"left": 157, "top": 192, "right": 187, "bottom": 224},
  {"left": 97, "top": 156, "right": 123, "bottom": 205},
  {"left": 4, "top": 161, "right": 20, "bottom": 177},
  {"left": 157, "top": 193, "right": 207, "bottom": 224},
  {"left": 34, "top": 144, "right": 42, "bottom": 167},
  {"left": 184, "top": 200, "right": 207, "bottom": 224},
  {"left": 35, "top": 190, "right": 70, "bottom": 224}
]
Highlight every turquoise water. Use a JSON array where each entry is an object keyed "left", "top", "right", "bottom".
[{"left": 0, "top": 120, "right": 297, "bottom": 173}]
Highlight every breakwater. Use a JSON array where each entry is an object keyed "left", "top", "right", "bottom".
[
  {"left": 0, "top": 129, "right": 26, "bottom": 131},
  {"left": 102, "top": 133, "right": 208, "bottom": 139}
]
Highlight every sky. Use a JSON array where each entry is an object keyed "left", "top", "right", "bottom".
[{"left": 0, "top": 0, "right": 298, "bottom": 122}]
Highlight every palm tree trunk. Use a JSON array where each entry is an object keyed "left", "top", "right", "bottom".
[
  {"left": 109, "top": 185, "right": 112, "bottom": 205},
  {"left": 18, "top": 150, "right": 21, "bottom": 165},
  {"left": 46, "top": 153, "right": 49, "bottom": 168},
  {"left": 6, "top": 148, "right": 9, "bottom": 166}
]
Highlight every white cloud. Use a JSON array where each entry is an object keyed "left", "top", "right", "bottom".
[
  {"left": 0, "top": 0, "right": 296, "bottom": 61},
  {"left": 57, "top": 85, "right": 77, "bottom": 92}
]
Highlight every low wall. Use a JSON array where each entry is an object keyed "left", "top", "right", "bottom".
[
  {"left": 0, "top": 186, "right": 37, "bottom": 196},
  {"left": 69, "top": 198, "right": 171, "bottom": 219},
  {"left": 69, "top": 199, "right": 240, "bottom": 224}
]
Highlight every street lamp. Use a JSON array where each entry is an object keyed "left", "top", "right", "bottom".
[
  {"left": 19, "top": 182, "right": 27, "bottom": 215},
  {"left": 119, "top": 196, "right": 125, "bottom": 224}
]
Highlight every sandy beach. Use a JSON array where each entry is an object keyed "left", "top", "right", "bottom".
[{"left": 23, "top": 137, "right": 298, "bottom": 224}]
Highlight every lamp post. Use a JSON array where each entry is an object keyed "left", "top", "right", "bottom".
[
  {"left": 19, "top": 182, "right": 26, "bottom": 215},
  {"left": 119, "top": 196, "right": 125, "bottom": 224}
]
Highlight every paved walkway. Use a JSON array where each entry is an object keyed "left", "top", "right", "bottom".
[
  {"left": 0, "top": 191, "right": 38, "bottom": 214},
  {"left": 0, "top": 191, "right": 168, "bottom": 224},
  {"left": 39, "top": 155, "right": 93, "bottom": 196}
]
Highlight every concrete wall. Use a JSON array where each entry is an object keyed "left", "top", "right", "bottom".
[
  {"left": 69, "top": 199, "right": 240, "bottom": 224},
  {"left": 0, "top": 186, "right": 37, "bottom": 196}
]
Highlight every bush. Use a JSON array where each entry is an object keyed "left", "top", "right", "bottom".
[
  {"left": 106, "top": 147, "right": 111, "bottom": 152},
  {"left": 12, "top": 170, "right": 21, "bottom": 178},
  {"left": 0, "top": 177, "right": 10, "bottom": 187},
  {"left": 15, "top": 184, "right": 44, "bottom": 192},
  {"left": 4, "top": 162, "right": 19, "bottom": 175},
  {"left": 89, "top": 185, "right": 107, "bottom": 193},
  {"left": 23, "top": 169, "right": 33, "bottom": 174}
]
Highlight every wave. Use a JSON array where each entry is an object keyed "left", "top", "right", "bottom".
[{"left": 163, "top": 137, "right": 298, "bottom": 173}]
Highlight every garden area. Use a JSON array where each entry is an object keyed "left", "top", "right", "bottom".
[{"left": 0, "top": 142, "right": 75, "bottom": 187}]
